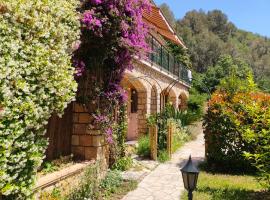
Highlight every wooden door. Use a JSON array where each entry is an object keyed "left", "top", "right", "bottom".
[
  {"left": 127, "top": 113, "right": 138, "bottom": 141},
  {"left": 45, "top": 103, "right": 73, "bottom": 160}
]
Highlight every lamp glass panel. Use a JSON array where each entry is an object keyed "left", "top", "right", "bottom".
[
  {"left": 187, "top": 173, "right": 198, "bottom": 191},
  {"left": 188, "top": 173, "right": 196, "bottom": 190},
  {"left": 182, "top": 172, "right": 189, "bottom": 190}
]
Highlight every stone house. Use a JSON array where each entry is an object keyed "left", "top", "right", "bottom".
[{"left": 45, "top": 1, "right": 191, "bottom": 162}]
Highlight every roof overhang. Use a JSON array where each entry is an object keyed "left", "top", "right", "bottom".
[{"left": 143, "top": 4, "right": 186, "bottom": 48}]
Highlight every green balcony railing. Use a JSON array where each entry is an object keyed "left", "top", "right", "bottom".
[{"left": 147, "top": 34, "right": 191, "bottom": 85}]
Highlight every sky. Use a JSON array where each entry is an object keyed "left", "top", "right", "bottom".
[{"left": 154, "top": 0, "right": 270, "bottom": 37}]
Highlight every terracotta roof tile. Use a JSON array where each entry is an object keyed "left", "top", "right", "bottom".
[{"left": 143, "top": 5, "right": 185, "bottom": 47}]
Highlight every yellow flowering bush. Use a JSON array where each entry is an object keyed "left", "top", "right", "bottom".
[{"left": 0, "top": 0, "right": 79, "bottom": 198}]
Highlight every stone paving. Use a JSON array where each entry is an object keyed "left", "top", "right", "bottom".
[{"left": 122, "top": 125, "right": 205, "bottom": 200}]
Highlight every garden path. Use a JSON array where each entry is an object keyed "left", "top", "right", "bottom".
[{"left": 122, "top": 122, "right": 205, "bottom": 200}]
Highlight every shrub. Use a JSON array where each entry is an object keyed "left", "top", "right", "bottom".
[
  {"left": 137, "top": 135, "right": 150, "bottom": 158},
  {"left": 100, "top": 170, "right": 123, "bottom": 195},
  {"left": 157, "top": 150, "right": 170, "bottom": 163},
  {"left": 0, "top": 0, "right": 79, "bottom": 198},
  {"left": 186, "top": 87, "right": 207, "bottom": 121},
  {"left": 66, "top": 163, "right": 100, "bottom": 200},
  {"left": 112, "top": 157, "right": 133, "bottom": 171},
  {"left": 172, "top": 121, "right": 190, "bottom": 153},
  {"left": 204, "top": 91, "right": 270, "bottom": 179},
  {"left": 148, "top": 105, "right": 194, "bottom": 153}
]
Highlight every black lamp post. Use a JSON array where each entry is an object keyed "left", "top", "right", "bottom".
[{"left": 180, "top": 155, "right": 199, "bottom": 200}]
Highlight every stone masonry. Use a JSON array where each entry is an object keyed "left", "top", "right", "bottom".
[{"left": 71, "top": 103, "right": 108, "bottom": 163}]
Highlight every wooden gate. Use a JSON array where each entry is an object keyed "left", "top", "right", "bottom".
[{"left": 45, "top": 103, "right": 73, "bottom": 160}]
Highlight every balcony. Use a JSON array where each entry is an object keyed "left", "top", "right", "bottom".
[{"left": 147, "top": 34, "right": 191, "bottom": 86}]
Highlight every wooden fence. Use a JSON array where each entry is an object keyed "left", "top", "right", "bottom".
[{"left": 149, "top": 122, "right": 173, "bottom": 160}]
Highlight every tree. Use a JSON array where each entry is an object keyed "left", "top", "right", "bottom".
[
  {"left": 167, "top": 41, "right": 192, "bottom": 69},
  {"left": 175, "top": 9, "right": 270, "bottom": 92},
  {"left": 200, "top": 55, "right": 253, "bottom": 93},
  {"left": 159, "top": 3, "right": 176, "bottom": 28}
]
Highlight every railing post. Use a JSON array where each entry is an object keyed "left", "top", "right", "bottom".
[
  {"left": 151, "top": 35, "right": 154, "bottom": 62},
  {"left": 168, "top": 53, "right": 170, "bottom": 73},
  {"left": 149, "top": 125, "right": 158, "bottom": 160},
  {"left": 160, "top": 45, "right": 163, "bottom": 68}
]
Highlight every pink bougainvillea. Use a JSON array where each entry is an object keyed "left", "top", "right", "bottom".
[{"left": 74, "top": 0, "right": 150, "bottom": 142}]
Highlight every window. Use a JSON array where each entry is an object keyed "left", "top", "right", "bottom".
[{"left": 131, "top": 89, "right": 138, "bottom": 113}]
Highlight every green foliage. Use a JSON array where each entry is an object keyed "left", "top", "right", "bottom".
[
  {"left": 204, "top": 88, "right": 270, "bottom": 185},
  {"left": 100, "top": 170, "right": 123, "bottom": 196},
  {"left": 181, "top": 171, "right": 268, "bottom": 200},
  {"left": 186, "top": 87, "right": 207, "bottom": 121},
  {"left": 115, "top": 105, "right": 128, "bottom": 158},
  {"left": 167, "top": 41, "right": 192, "bottom": 69},
  {"left": 66, "top": 163, "right": 100, "bottom": 200},
  {"left": 159, "top": 3, "right": 176, "bottom": 28},
  {"left": 157, "top": 150, "right": 170, "bottom": 163},
  {"left": 0, "top": 0, "right": 79, "bottom": 198},
  {"left": 175, "top": 9, "right": 270, "bottom": 92},
  {"left": 147, "top": 104, "right": 195, "bottom": 160},
  {"left": 199, "top": 55, "right": 253, "bottom": 93},
  {"left": 66, "top": 166, "right": 136, "bottom": 200},
  {"left": 242, "top": 109, "right": 270, "bottom": 190},
  {"left": 39, "top": 187, "right": 63, "bottom": 200},
  {"left": 112, "top": 157, "right": 133, "bottom": 171},
  {"left": 40, "top": 156, "right": 74, "bottom": 175},
  {"left": 41, "top": 162, "right": 60, "bottom": 174},
  {"left": 137, "top": 135, "right": 151, "bottom": 158},
  {"left": 171, "top": 121, "right": 190, "bottom": 153}
]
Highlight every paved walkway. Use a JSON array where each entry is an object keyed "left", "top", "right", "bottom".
[{"left": 122, "top": 125, "right": 205, "bottom": 200}]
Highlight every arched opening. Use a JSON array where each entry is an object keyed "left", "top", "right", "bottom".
[
  {"left": 121, "top": 75, "right": 148, "bottom": 141},
  {"left": 150, "top": 86, "right": 158, "bottom": 114},
  {"left": 161, "top": 89, "right": 177, "bottom": 110},
  {"left": 178, "top": 93, "right": 188, "bottom": 111},
  {"left": 160, "top": 90, "right": 168, "bottom": 110},
  {"left": 168, "top": 89, "right": 177, "bottom": 108}
]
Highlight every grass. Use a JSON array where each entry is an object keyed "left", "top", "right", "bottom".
[{"left": 181, "top": 171, "right": 270, "bottom": 200}]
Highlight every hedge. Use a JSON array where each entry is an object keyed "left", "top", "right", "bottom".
[
  {"left": 0, "top": 0, "right": 79, "bottom": 198},
  {"left": 204, "top": 91, "right": 270, "bottom": 182}
]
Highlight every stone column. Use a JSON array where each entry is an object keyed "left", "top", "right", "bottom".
[{"left": 71, "top": 103, "right": 108, "bottom": 166}]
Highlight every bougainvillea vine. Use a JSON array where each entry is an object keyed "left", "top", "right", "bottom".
[{"left": 74, "top": 0, "right": 150, "bottom": 142}]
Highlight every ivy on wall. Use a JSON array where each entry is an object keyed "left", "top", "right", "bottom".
[{"left": 0, "top": 0, "right": 79, "bottom": 198}]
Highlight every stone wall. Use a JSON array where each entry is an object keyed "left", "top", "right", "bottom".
[
  {"left": 71, "top": 103, "right": 109, "bottom": 164},
  {"left": 35, "top": 160, "right": 107, "bottom": 199}
]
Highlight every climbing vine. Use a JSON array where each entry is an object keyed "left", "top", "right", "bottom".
[
  {"left": 74, "top": 0, "right": 150, "bottom": 143},
  {"left": 0, "top": 0, "right": 79, "bottom": 198}
]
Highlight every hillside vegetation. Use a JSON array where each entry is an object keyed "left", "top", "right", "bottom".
[{"left": 160, "top": 4, "right": 270, "bottom": 92}]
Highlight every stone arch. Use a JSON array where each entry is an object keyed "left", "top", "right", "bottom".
[
  {"left": 160, "top": 88, "right": 177, "bottom": 109},
  {"left": 121, "top": 74, "right": 148, "bottom": 140},
  {"left": 150, "top": 85, "right": 158, "bottom": 114},
  {"left": 178, "top": 92, "right": 188, "bottom": 110},
  {"left": 160, "top": 89, "right": 168, "bottom": 110},
  {"left": 167, "top": 88, "right": 177, "bottom": 108}
]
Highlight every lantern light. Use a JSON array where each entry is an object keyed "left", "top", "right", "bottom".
[{"left": 180, "top": 155, "right": 199, "bottom": 200}]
